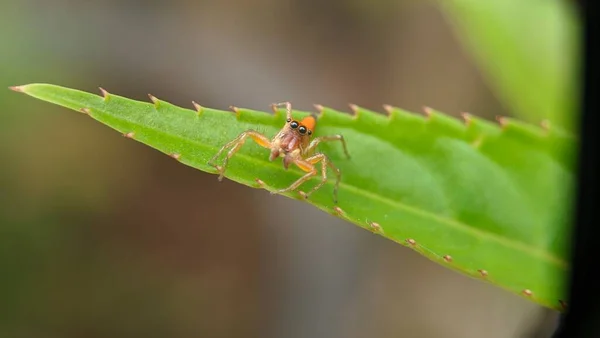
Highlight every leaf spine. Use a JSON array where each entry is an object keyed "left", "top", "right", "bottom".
[
  {"left": 422, "top": 106, "right": 433, "bottom": 119},
  {"left": 495, "top": 115, "right": 508, "bottom": 128},
  {"left": 192, "top": 101, "right": 203, "bottom": 116},
  {"left": 382, "top": 104, "right": 394, "bottom": 117},
  {"left": 148, "top": 94, "right": 160, "bottom": 108},
  {"left": 368, "top": 221, "right": 383, "bottom": 233},
  {"left": 333, "top": 206, "right": 345, "bottom": 216},
  {"left": 313, "top": 104, "right": 325, "bottom": 118},
  {"left": 99, "top": 87, "right": 110, "bottom": 101},
  {"left": 348, "top": 103, "right": 361, "bottom": 119},
  {"left": 229, "top": 105, "right": 242, "bottom": 119},
  {"left": 460, "top": 112, "right": 472, "bottom": 126}
]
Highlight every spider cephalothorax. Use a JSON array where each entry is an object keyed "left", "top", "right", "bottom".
[{"left": 208, "top": 102, "right": 350, "bottom": 203}]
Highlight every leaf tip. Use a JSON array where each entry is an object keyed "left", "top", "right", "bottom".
[
  {"left": 192, "top": 101, "right": 203, "bottom": 115},
  {"left": 99, "top": 87, "right": 110, "bottom": 101},
  {"left": 8, "top": 85, "right": 25, "bottom": 93},
  {"left": 148, "top": 94, "right": 160, "bottom": 108}
]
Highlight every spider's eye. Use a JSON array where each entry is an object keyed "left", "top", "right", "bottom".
[
  {"left": 286, "top": 118, "right": 291, "bottom": 122},
  {"left": 298, "top": 126, "right": 307, "bottom": 134},
  {"left": 290, "top": 121, "right": 299, "bottom": 129},
  {"left": 307, "top": 130, "right": 312, "bottom": 135}
]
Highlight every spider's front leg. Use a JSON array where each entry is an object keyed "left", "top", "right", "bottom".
[
  {"left": 208, "top": 130, "right": 272, "bottom": 181},
  {"left": 307, "top": 135, "right": 350, "bottom": 159},
  {"left": 272, "top": 153, "right": 341, "bottom": 203}
]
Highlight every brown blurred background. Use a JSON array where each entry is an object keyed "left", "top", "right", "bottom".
[{"left": 1, "top": 0, "right": 561, "bottom": 337}]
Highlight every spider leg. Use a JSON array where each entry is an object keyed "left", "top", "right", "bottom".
[
  {"left": 272, "top": 153, "right": 341, "bottom": 203},
  {"left": 306, "top": 135, "right": 350, "bottom": 159},
  {"left": 271, "top": 102, "right": 292, "bottom": 120},
  {"left": 271, "top": 157, "right": 316, "bottom": 195},
  {"left": 208, "top": 130, "right": 271, "bottom": 181},
  {"left": 304, "top": 153, "right": 341, "bottom": 203}
]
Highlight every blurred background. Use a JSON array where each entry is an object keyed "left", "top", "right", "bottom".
[{"left": 0, "top": 0, "right": 579, "bottom": 337}]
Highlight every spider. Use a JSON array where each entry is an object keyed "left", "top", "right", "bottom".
[{"left": 208, "top": 102, "right": 350, "bottom": 203}]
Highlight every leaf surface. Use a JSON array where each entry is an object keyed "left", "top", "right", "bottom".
[{"left": 11, "top": 83, "right": 576, "bottom": 311}]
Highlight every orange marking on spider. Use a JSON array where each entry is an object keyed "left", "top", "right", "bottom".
[{"left": 208, "top": 102, "right": 350, "bottom": 203}]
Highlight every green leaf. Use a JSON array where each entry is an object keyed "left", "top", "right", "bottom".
[
  {"left": 438, "top": 0, "right": 581, "bottom": 132},
  {"left": 11, "top": 83, "right": 576, "bottom": 311}
]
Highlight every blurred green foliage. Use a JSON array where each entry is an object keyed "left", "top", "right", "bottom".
[{"left": 439, "top": 0, "right": 580, "bottom": 132}]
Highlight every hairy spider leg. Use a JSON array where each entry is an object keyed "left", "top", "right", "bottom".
[
  {"left": 306, "top": 135, "right": 351, "bottom": 159},
  {"left": 271, "top": 102, "right": 292, "bottom": 120},
  {"left": 271, "top": 153, "right": 342, "bottom": 203},
  {"left": 208, "top": 130, "right": 272, "bottom": 181}
]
